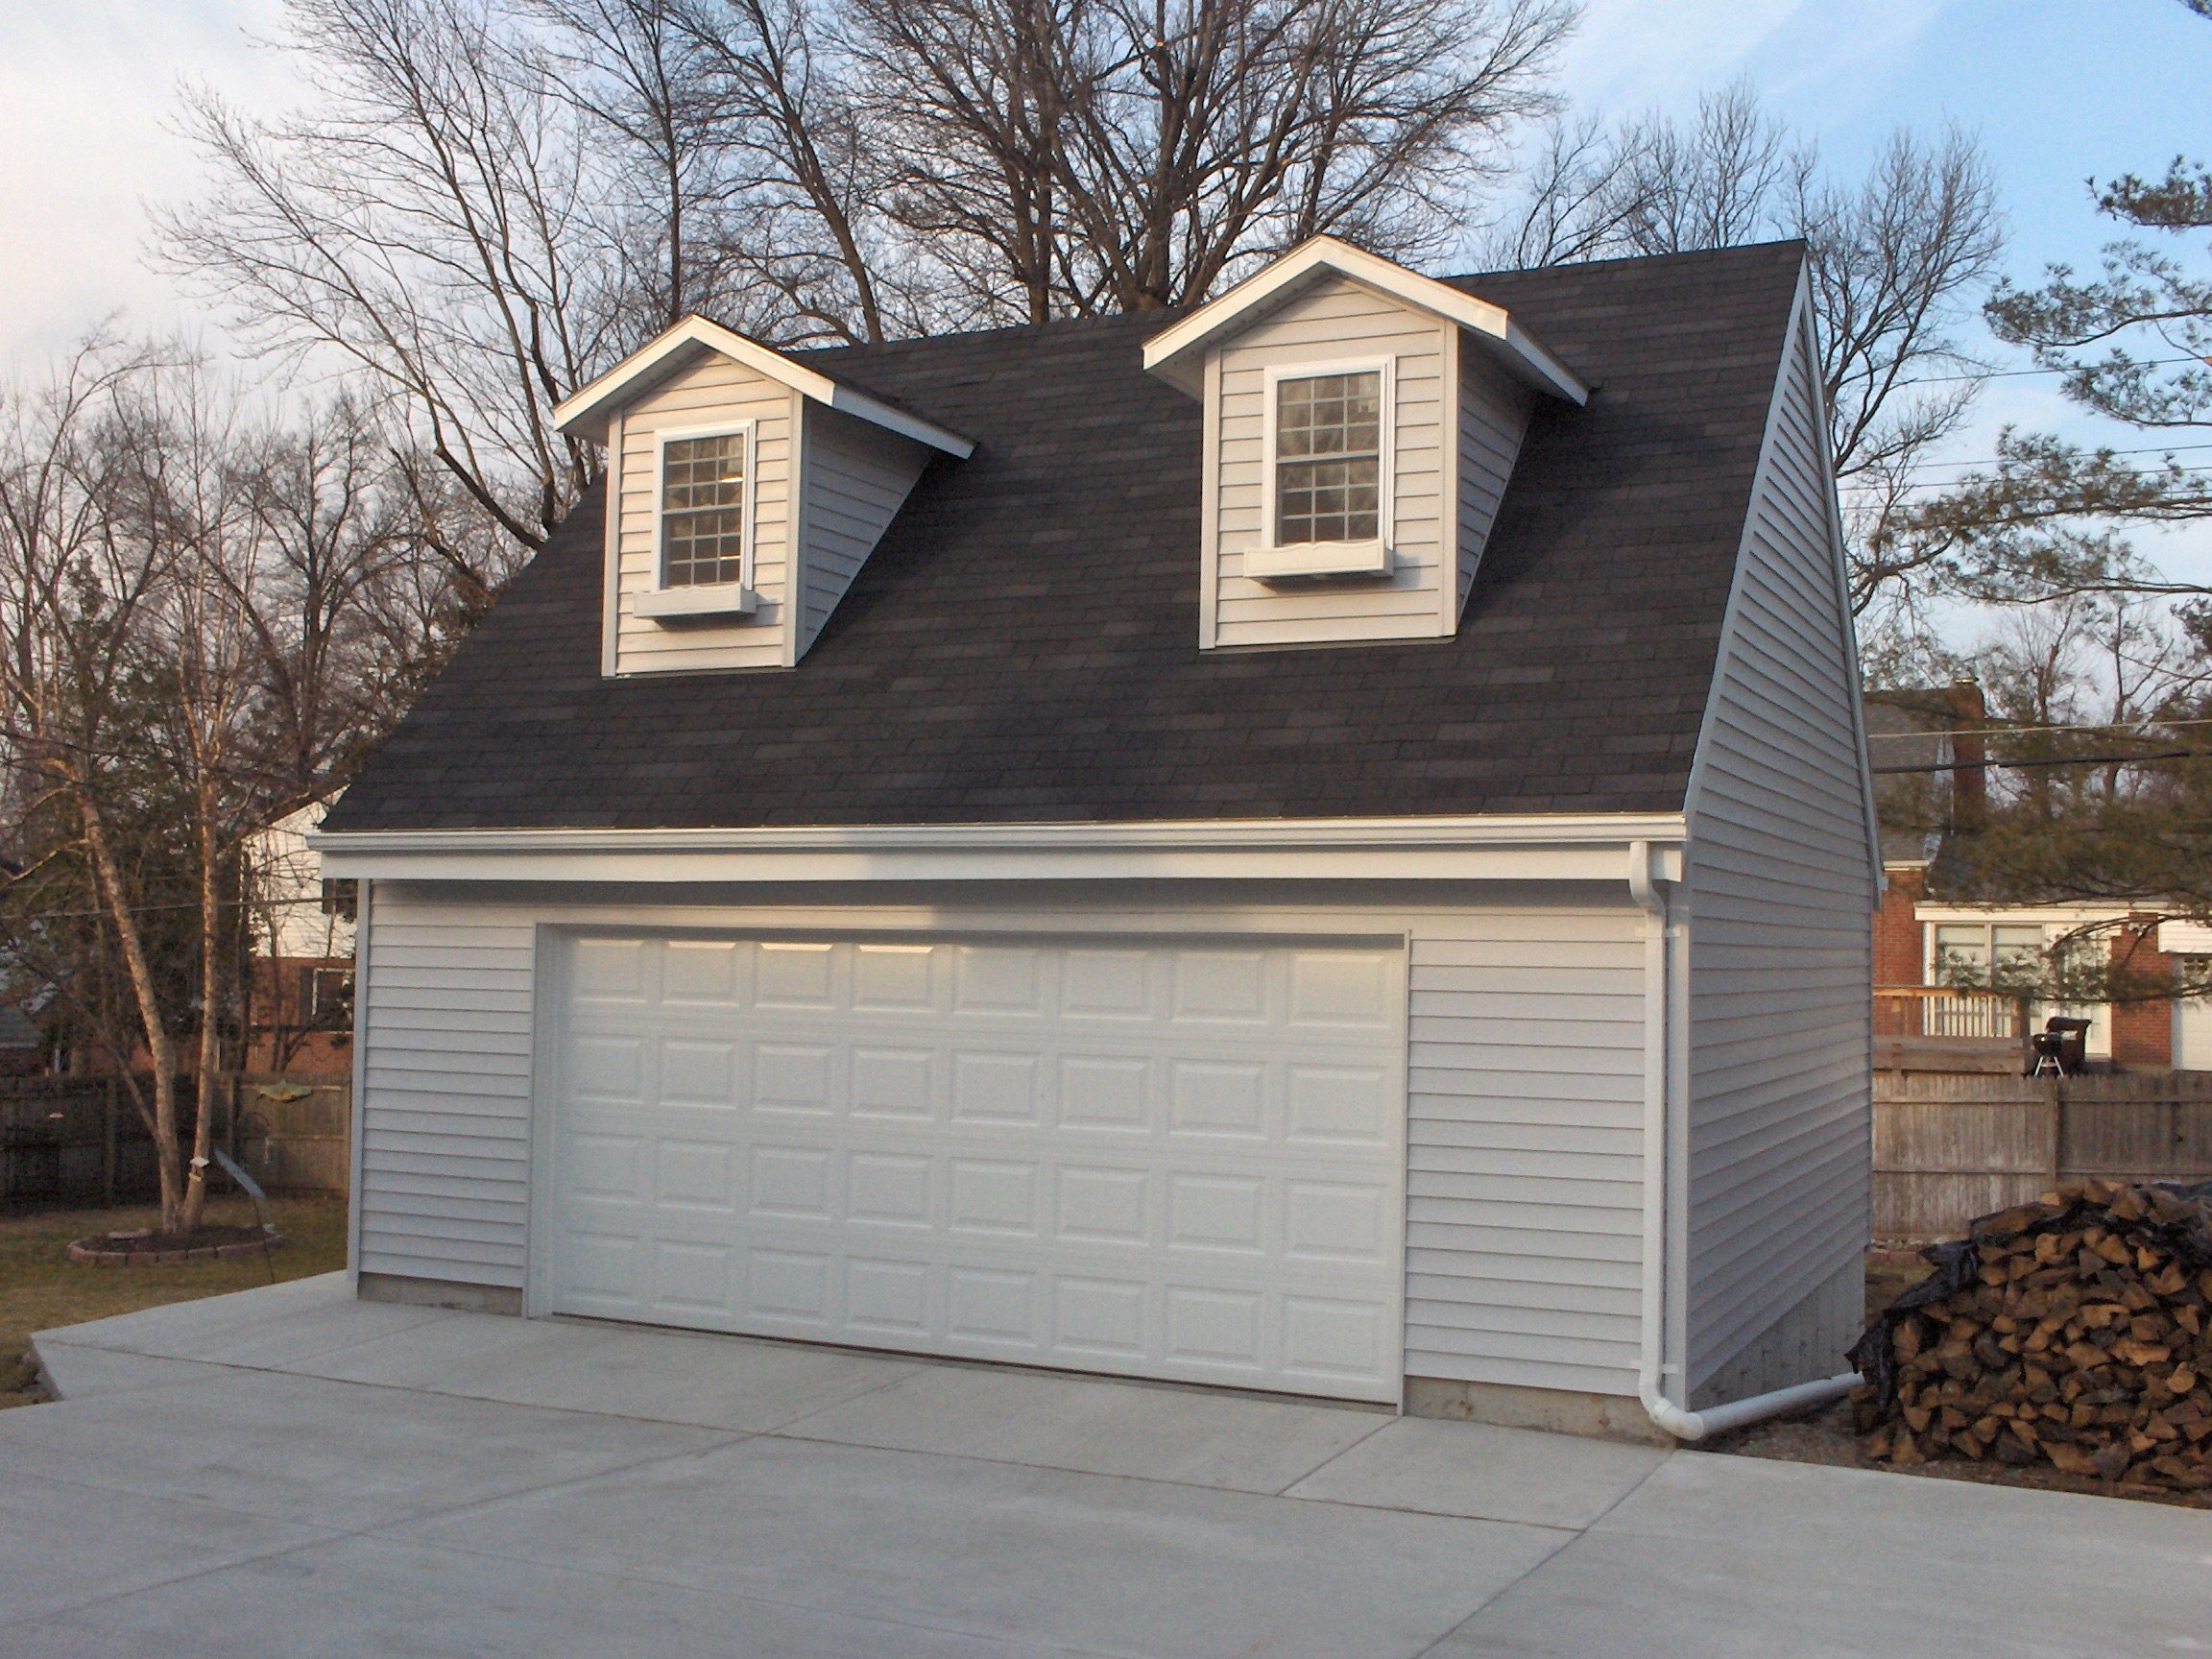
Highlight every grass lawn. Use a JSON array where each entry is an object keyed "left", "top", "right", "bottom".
[{"left": 0, "top": 1194, "right": 349, "bottom": 1408}]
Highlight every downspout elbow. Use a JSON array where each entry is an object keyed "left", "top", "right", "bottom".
[
  {"left": 1627, "top": 839, "right": 1664, "bottom": 920},
  {"left": 1639, "top": 1370, "right": 1864, "bottom": 1443}
]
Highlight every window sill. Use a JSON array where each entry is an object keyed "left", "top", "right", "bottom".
[
  {"left": 635, "top": 582, "right": 759, "bottom": 622},
  {"left": 1243, "top": 540, "right": 1391, "bottom": 581}
]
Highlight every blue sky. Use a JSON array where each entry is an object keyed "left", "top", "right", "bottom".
[{"left": 1, "top": 0, "right": 2204, "bottom": 597}]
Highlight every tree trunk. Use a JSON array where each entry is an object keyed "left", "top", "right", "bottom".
[
  {"left": 180, "top": 805, "right": 223, "bottom": 1232},
  {"left": 76, "top": 788, "right": 184, "bottom": 1233}
]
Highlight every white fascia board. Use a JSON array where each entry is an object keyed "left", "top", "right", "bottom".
[
  {"left": 313, "top": 812, "right": 1686, "bottom": 886},
  {"left": 554, "top": 316, "right": 974, "bottom": 458},
  {"left": 1913, "top": 902, "right": 2142, "bottom": 926},
  {"left": 1142, "top": 237, "right": 1589, "bottom": 407}
]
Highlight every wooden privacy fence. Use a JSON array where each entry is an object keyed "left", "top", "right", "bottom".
[
  {"left": 1875, "top": 1071, "right": 2212, "bottom": 1239},
  {"left": 0, "top": 1073, "right": 349, "bottom": 1209}
]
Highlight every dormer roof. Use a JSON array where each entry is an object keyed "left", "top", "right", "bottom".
[
  {"left": 1141, "top": 236, "right": 1589, "bottom": 405},
  {"left": 553, "top": 314, "right": 975, "bottom": 457}
]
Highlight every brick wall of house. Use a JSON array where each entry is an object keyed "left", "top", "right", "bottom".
[
  {"left": 2110, "top": 920, "right": 2176, "bottom": 1070},
  {"left": 1874, "top": 865, "right": 1927, "bottom": 986}
]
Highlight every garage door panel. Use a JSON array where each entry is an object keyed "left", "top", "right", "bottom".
[
  {"left": 661, "top": 938, "right": 743, "bottom": 1002},
  {"left": 950, "top": 1051, "right": 1042, "bottom": 1123},
  {"left": 544, "top": 933, "right": 1405, "bottom": 1401},
  {"left": 756, "top": 942, "right": 835, "bottom": 1005}
]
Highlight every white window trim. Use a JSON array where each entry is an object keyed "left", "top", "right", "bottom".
[
  {"left": 638, "top": 419, "right": 759, "bottom": 620},
  {"left": 1249, "top": 356, "right": 1393, "bottom": 581}
]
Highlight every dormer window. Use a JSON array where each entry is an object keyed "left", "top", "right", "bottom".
[
  {"left": 661, "top": 429, "right": 749, "bottom": 587},
  {"left": 1276, "top": 370, "right": 1382, "bottom": 545},
  {"left": 549, "top": 312, "right": 966, "bottom": 670},
  {"left": 1251, "top": 360, "right": 1393, "bottom": 579},
  {"left": 1141, "top": 236, "right": 1586, "bottom": 650},
  {"left": 636, "top": 423, "right": 759, "bottom": 620}
]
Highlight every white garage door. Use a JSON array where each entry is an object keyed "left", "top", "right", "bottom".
[{"left": 541, "top": 933, "right": 1407, "bottom": 1401}]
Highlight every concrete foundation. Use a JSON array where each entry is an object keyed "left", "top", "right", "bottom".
[
  {"left": 357, "top": 1271, "right": 522, "bottom": 1316},
  {"left": 1403, "top": 1377, "right": 1672, "bottom": 1446}
]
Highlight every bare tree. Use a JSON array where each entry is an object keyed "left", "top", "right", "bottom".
[
  {"left": 1485, "top": 86, "right": 2004, "bottom": 622},
  {"left": 526, "top": 0, "right": 745, "bottom": 328},
  {"left": 846, "top": 0, "right": 1574, "bottom": 322},
  {"left": 156, "top": 0, "right": 629, "bottom": 553},
  {"left": 674, "top": 0, "right": 906, "bottom": 342},
  {"left": 1610, "top": 83, "right": 1791, "bottom": 257},
  {"left": 840, "top": 0, "right": 1073, "bottom": 324},
  {"left": 132, "top": 365, "right": 266, "bottom": 1231},
  {"left": 1804, "top": 130, "right": 2007, "bottom": 614},
  {"left": 0, "top": 341, "right": 201, "bottom": 1230},
  {"left": 0, "top": 341, "right": 504, "bottom": 1235}
]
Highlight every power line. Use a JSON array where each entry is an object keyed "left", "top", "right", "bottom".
[
  {"left": 1870, "top": 749, "right": 2208, "bottom": 774},
  {"left": 1907, "top": 354, "right": 2206, "bottom": 385},
  {"left": 1869, "top": 714, "right": 2212, "bottom": 742},
  {"left": 1885, "top": 441, "right": 2212, "bottom": 479}
]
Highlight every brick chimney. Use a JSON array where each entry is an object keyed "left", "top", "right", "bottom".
[{"left": 1947, "top": 680, "right": 1986, "bottom": 832}]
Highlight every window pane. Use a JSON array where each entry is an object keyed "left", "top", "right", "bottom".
[
  {"left": 1935, "top": 925, "right": 1989, "bottom": 984},
  {"left": 1993, "top": 926, "right": 2045, "bottom": 974},
  {"left": 661, "top": 433, "right": 746, "bottom": 587},
  {"left": 1275, "top": 372, "right": 1382, "bottom": 545}
]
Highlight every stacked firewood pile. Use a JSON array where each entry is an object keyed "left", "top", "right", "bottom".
[{"left": 1849, "top": 1178, "right": 2212, "bottom": 1490}]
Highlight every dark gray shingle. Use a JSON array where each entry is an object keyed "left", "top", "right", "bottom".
[{"left": 327, "top": 241, "right": 1806, "bottom": 833}]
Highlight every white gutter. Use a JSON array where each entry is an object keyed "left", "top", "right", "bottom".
[{"left": 1627, "top": 840, "right": 1860, "bottom": 1442}]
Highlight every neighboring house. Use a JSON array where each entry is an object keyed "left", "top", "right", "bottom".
[
  {"left": 244, "top": 798, "right": 356, "bottom": 1079},
  {"left": 0, "top": 1001, "right": 43, "bottom": 1073},
  {"left": 315, "top": 237, "right": 1878, "bottom": 1434},
  {"left": 1865, "top": 689, "right": 2195, "bottom": 1071}
]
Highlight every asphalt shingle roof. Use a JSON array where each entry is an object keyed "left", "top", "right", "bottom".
[{"left": 326, "top": 240, "right": 1807, "bottom": 833}]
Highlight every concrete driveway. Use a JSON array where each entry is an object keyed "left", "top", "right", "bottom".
[{"left": 10, "top": 1275, "right": 2211, "bottom": 1658}]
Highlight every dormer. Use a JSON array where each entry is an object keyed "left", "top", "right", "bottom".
[
  {"left": 1143, "top": 238, "right": 1586, "bottom": 651},
  {"left": 555, "top": 317, "right": 974, "bottom": 675}
]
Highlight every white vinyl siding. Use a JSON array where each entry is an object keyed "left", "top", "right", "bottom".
[
  {"left": 613, "top": 355, "right": 795, "bottom": 673},
  {"left": 1456, "top": 342, "right": 1531, "bottom": 617},
  {"left": 352, "top": 883, "right": 1648, "bottom": 1397},
  {"left": 798, "top": 404, "right": 929, "bottom": 656},
  {"left": 1681, "top": 276, "right": 1875, "bottom": 1402},
  {"left": 1206, "top": 276, "right": 1452, "bottom": 649}
]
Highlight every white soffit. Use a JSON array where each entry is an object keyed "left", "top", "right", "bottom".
[
  {"left": 1142, "top": 236, "right": 1589, "bottom": 406},
  {"left": 554, "top": 315, "right": 975, "bottom": 458}
]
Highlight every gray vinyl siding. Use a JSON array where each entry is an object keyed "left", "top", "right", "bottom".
[
  {"left": 351, "top": 883, "right": 1648, "bottom": 1395},
  {"left": 1682, "top": 275, "right": 1876, "bottom": 1397},
  {"left": 355, "top": 889, "right": 535, "bottom": 1287},
  {"left": 613, "top": 355, "right": 795, "bottom": 674},
  {"left": 798, "top": 405, "right": 929, "bottom": 656},
  {"left": 1455, "top": 342, "right": 1531, "bottom": 618},
  {"left": 1207, "top": 275, "right": 1453, "bottom": 649}
]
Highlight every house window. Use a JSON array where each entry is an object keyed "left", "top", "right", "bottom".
[
  {"left": 320, "top": 878, "right": 358, "bottom": 924},
  {"left": 660, "top": 430, "right": 748, "bottom": 588},
  {"left": 310, "top": 968, "right": 354, "bottom": 1025},
  {"left": 1935, "top": 924, "right": 2046, "bottom": 990},
  {"left": 1274, "top": 371, "right": 1382, "bottom": 545}
]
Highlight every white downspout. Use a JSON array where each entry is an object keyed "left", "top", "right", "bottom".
[{"left": 1627, "top": 840, "right": 1861, "bottom": 1442}]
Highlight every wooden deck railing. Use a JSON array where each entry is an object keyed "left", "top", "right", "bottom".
[{"left": 1874, "top": 985, "right": 2031, "bottom": 1041}]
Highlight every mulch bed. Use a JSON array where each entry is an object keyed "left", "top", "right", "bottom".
[{"left": 67, "top": 1225, "right": 284, "bottom": 1266}]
